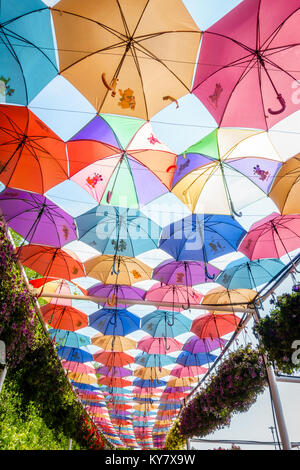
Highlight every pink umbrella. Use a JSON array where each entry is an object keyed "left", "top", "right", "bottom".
[
  {"left": 192, "top": 0, "right": 300, "bottom": 130},
  {"left": 62, "top": 360, "right": 96, "bottom": 375},
  {"left": 170, "top": 365, "right": 207, "bottom": 378},
  {"left": 137, "top": 336, "right": 183, "bottom": 354},
  {"left": 239, "top": 212, "right": 300, "bottom": 261},
  {"left": 145, "top": 283, "right": 203, "bottom": 310}
]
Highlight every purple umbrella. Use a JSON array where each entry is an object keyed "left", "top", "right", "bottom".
[
  {"left": 152, "top": 260, "right": 220, "bottom": 286},
  {"left": 182, "top": 336, "right": 227, "bottom": 354},
  {"left": 96, "top": 366, "right": 132, "bottom": 378},
  {"left": 88, "top": 283, "right": 146, "bottom": 309},
  {"left": 0, "top": 187, "right": 76, "bottom": 247}
]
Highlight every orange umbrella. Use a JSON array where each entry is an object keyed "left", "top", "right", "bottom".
[
  {"left": 18, "top": 245, "right": 85, "bottom": 280},
  {"left": 91, "top": 334, "right": 136, "bottom": 351},
  {"left": 0, "top": 105, "right": 68, "bottom": 193},
  {"left": 98, "top": 377, "right": 132, "bottom": 388},
  {"left": 269, "top": 154, "right": 300, "bottom": 214},
  {"left": 41, "top": 304, "right": 88, "bottom": 331},
  {"left": 93, "top": 351, "right": 134, "bottom": 367},
  {"left": 191, "top": 312, "right": 240, "bottom": 339}
]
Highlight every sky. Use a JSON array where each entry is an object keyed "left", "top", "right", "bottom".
[{"left": 3, "top": 0, "right": 300, "bottom": 450}]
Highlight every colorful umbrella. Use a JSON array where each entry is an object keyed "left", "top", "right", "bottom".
[
  {"left": 98, "top": 377, "right": 132, "bottom": 388},
  {"left": 51, "top": 0, "right": 201, "bottom": 119},
  {"left": 176, "top": 351, "right": 218, "bottom": 367},
  {"left": 192, "top": 0, "right": 300, "bottom": 130},
  {"left": 183, "top": 336, "right": 227, "bottom": 354},
  {"left": 76, "top": 204, "right": 161, "bottom": 256},
  {"left": 170, "top": 365, "right": 207, "bottom": 378},
  {"left": 191, "top": 312, "right": 241, "bottom": 339},
  {"left": 68, "top": 372, "right": 98, "bottom": 385},
  {"left": 91, "top": 334, "right": 136, "bottom": 351},
  {"left": 57, "top": 346, "right": 93, "bottom": 363},
  {"left": 0, "top": 105, "right": 67, "bottom": 193},
  {"left": 201, "top": 286, "right": 258, "bottom": 308},
  {"left": 133, "top": 367, "right": 170, "bottom": 380},
  {"left": 0, "top": 188, "right": 77, "bottom": 247},
  {"left": 269, "top": 155, "right": 300, "bottom": 214},
  {"left": 145, "top": 284, "right": 203, "bottom": 310},
  {"left": 88, "top": 308, "right": 140, "bottom": 335},
  {"left": 166, "top": 377, "right": 198, "bottom": 388},
  {"left": 84, "top": 254, "right": 152, "bottom": 285},
  {"left": 69, "top": 118, "right": 177, "bottom": 205},
  {"left": 171, "top": 128, "right": 281, "bottom": 215},
  {"left": 159, "top": 214, "right": 246, "bottom": 269},
  {"left": 0, "top": 0, "right": 57, "bottom": 105},
  {"left": 41, "top": 304, "right": 88, "bottom": 331},
  {"left": 88, "top": 284, "right": 145, "bottom": 309},
  {"left": 48, "top": 329, "right": 90, "bottom": 348},
  {"left": 134, "top": 353, "right": 175, "bottom": 368},
  {"left": 152, "top": 260, "right": 220, "bottom": 286},
  {"left": 30, "top": 277, "right": 88, "bottom": 304},
  {"left": 140, "top": 310, "right": 192, "bottom": 337},
  {"left": 93, "top": 351, "right": 134, "bottom": 367},
  {"left": 216, "top": 256, "right": 285, "bottom": 289},
  {"left": 133, "top": 379, "right": 166, "bottom": 389},
  {"left": 239, "top": 213, "right": 300, "bottom": 260},
  {"left": 96, "top": 366, "right": 132, "bottom": 378},
  {"left": 137, "top": 336, "right": 182, "bottom": 354},
  {"left": 61, "top": 361, "right": 96, "bottom": 375},
  {"left": 18, "top": 245, "right": 85, "bottom": 280}
]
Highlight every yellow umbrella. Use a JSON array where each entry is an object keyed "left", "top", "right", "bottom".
[
  {"left": 269, "top": 154, "right": 300, "bottom": 214},
  {"left": 68, "top": 371, "right": 98, "bottom": 385},
  {"left": 133, "top": 403, "right": 158, "bottom": 412},
  {"left": 84, "top": 255, "right": 152, "bottom": 285},
  {"left": 91, "top": 334, "right": 136, "bottom": 351},
  {"left": 202, "top": 286, "right": 257, "bottom": 309},
  {"left": 166, "top": 377, "right": 197, "bottom": 388},
  {"left": 133, "top": 367, "right": 170, "bottom": 380},
  {"left": 51, "top": 0, "right": 201, "bottom": 119}
]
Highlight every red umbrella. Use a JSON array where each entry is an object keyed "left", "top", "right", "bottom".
[
  {"left": 41, "top": 304, "right": 88, "bottom": 331},
  {"left": 18, "top": 244, "right": 85, "bottom": 280},
  {"left": 0, "top": 105, "right": 68, "bottom": 193},
  {"left": 98, "top": 377, "right": 132, "bottom": 388},
  {"left": 93, "top": 351, "right": 134, "bottom": 367},
  {"left": 191, "top": 312, "right": 240, "bottom": 339}
]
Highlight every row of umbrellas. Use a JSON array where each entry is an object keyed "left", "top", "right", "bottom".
[{"left": 1, "top": 0, "right": 300, "bottom": 448}]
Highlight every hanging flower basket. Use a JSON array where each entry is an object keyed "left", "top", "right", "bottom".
[
  {"left": 179, "top": 345, "right": 267, "bottom": 438},
  {"left": 254, "top": 291, "right": 300, "bottom": 374},
  {"left": 164, "top": 419, "right": 186, "bottom": 450}
]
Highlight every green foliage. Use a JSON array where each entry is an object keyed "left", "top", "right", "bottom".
[
  {"left": 255, "top": 291, "right": 300, "bottom": 374},
  {"left": 164, "top": 420, "right": 186, "bottom": 450}
]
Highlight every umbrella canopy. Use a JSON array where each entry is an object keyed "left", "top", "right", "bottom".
[
  {"left": 183, "top": 336, "right": 227, "bottom": 354},
  {"left": 0, "top": 0, "right": 57, "bottom": 105},
  {"left": 48, "top": 329, "right": 90, "bottom": 348},
  {"left": 269, "top": 154, "right": 300, "bottom": 214},
  {"left": 159, "top": 214, "right": 246, "bottom": 268},
  {"left": 0, "top": 188, "right": 77, "bottom": 247},
  {"left": 96, "top": 366, "right": 132, "bottom": 378},
  {"left": 152, "top": 260, "right": 220, "bottom": 286},
  {"left": 76, "top": 204, "right": 161, "bottom": 256},
  {"left": 93, "top": 351, "right": 134, "bottom": 367},
  {"left": 88, "top": 308, "right": 140, "bottom": 335},
  {"left": 84, "top": 254, "right": 152, "bottom": 285},
  {"left": 140, "top": 310, "right": 192, "bottom": 338},
  {"left": 166, "top": 377, "right": 198, "bottom": 388},
  {"left": 18, "top": 245, "right": 85, "bottom": 280},
  {"left": 216, "top": 256, "right": 285, "bottom": 289},
  {"left": 0, "top": 105, "right": 68, "bottom": 193},
  {"left": 88, "top": 284, "right": 145, "bottom": 309},
  {"left": 192, "top": 0, "right": 300, "bottom": 130},
  {"left": 57, "top": 346, "right": 93, "bottom": 363},
  {"left": 176, "top": 350, "right": 218, "bottom": 367},
  {"left": 133, "top": 367, "right": 170, "bottom": 380},
  {"left": 133, "top": 379, "right": 166, "bottom": 389},
  {"left": 68, "top": 372, "right": 98, "bottom": 385},
  {"left": 62, "top": 361, "right": 96, "bottom": 375},
  {"left": 170, "top": 365, "right": 207, "bottom": 378},
  {"left": 201, "top": 286, "right": 258, "bottom": 308},
  {"left": 145, "top": 284, "right": 203, "bottom": 310},
  {"left": 171, "top": 128, "right": 281, "bottom": 215},
  {"left": 134, "top": 353, "right": 175, "bottom": 368},
  {"left": 98, "top": 377, "right": 132, "bottom": 388},
  {"left": 191, "top": 312, "right": 241, "bottom": 339},
  {"left": 51, "top": 0, "right": 201, "bottom": 119},
  {"left": 30, "top": 277, "right": 88, "bottom": 305},
  {"left": 69, "top": 118, "right": 177, "bottom": 205},
  {"left": 41, "top": 304, "right": 88, "bottom": 331},
  {"left": 137, "top": 336, "right": 183, "bottom": 354},
  {"left": 239, "top": 213, "right": 300, "bottom": 260},
  {"left": 91, "top": 334, "right": 136, "bottom": 351}
]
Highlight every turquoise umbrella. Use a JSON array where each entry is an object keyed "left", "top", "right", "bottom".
[
  {"left": 141, "top": 310, "right": 192, "bottom": 338},
  {"left": 0, "top": 0, "right": 57, "bottom": 105},
  {"left": 49, "top": 329, "right": 90, "bottom": 348},
  {"left": 216, "top": 256, "right": 286, "bottom": 290},
  {"left": 135, "top": 353, "right": 175, "bottom": 368}
]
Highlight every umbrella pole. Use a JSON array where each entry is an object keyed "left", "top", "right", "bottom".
[{"left": 253, "top": 305, "right": 291, "bottom": 451}]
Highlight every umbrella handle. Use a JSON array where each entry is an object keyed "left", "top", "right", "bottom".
[
  {"left": 268, "top": 94, "right": 286, "bottom": 115},
  {"left": 205, "top": 265, "right": 215, "bottom": 280},
  {"left": 111, "top": 259, "right": 120, "bottom": 275},
  {"left": 107, "top": 294, "right": 116, "bottom": 307},
  {"left": 230, "top": 200, "right": 242, "bottom": 217}
]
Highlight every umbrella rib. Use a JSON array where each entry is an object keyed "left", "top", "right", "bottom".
[{"left": 130, "top": 44, "right": 150, "bottom": 120}]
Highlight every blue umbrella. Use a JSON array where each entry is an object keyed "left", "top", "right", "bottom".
[
  {"left": 216, "top": 257, "right": 286, "bottom": 289},
  {"left": 0, "top": 0, "right": 57, "bottom": 105},
  {"left": 141, "top": 310, "right": 192, "bottom": 338},
  {"left": 132, "top": 411, "right": 157, "bottom": 417},
  {"left": 57, "top": 346, "right": 93, "bottom": 363},
  {"left": 158, "top": 403, "right": 181, "bottom": 410},
  {"left": 176, "top": 351, "right": 218, "bottom": 367},
  {"left": 88, "top": 308, "right": 140, "bottom": 335},
  {"left": 49, "top": 329, "right": 90, "bottom": 348},
  {"left": 135, "top": 353, "right": 175, "bottom": 368},
  {"left": 71, "top": 382, "right": 100, "bottom": 391},
  {"left": 133, "top": 379, "right": 166, "bottom": 388},
  {"left": 159, "top": 214, "right": 246, "bottom": 276},
  {"left": 75, "top": 204, "right": 161, "bottom": 258}
]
